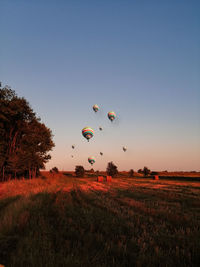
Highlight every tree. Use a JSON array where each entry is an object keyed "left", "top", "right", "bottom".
[
  {"left": 51, "top": 167, "right": 59, "bottom": 173},
  {"left": 0, "top": 86, "right": 54, "bottom": 181},
  {"left": 106, "top": 162, "right": 118, "bottom": 177},
  {"left": 137, "top": 169, "right": 143, "bottom": 174},
  {"left": 129, "top": 169, "right": 134, "bottom": 177},
  {"left": 143, "top": 166, "right": 151, "bottom": 177},
  {"left": 75, "top": 166, "right": 85, "bottom": 177}
]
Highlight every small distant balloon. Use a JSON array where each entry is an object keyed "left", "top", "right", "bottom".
[
  {"left": 123, "top": 146, "right": 127, "bottom": 152},
  {"left": 100, "top": 152, "right": 103, "bottom": 156},
  {"left": 72, "top": 145, "right": 75, "bottom": 149},
  {"left": 82, "top": 127, "right": 94, "bottom": 142},
  {"left": 99, "top": 126, "right": 103, "bottom": 131},
  {"left": 88, "top": 156, "right": 95, "bottom": 165},
  {"left": 108, "top": 111, "right": 116, "bottom": 122},
  {"left": 71, "top": 155, "right": 74, "bottom": 158},
  {"left": 93, "top": 104, "right": 99, "bottom": 113}
]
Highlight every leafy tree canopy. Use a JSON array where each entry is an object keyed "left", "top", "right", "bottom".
[
  {"left": 106, "top": 162, "right": 118, "bottom": 177},
  {"left": 0, "top": 85, "right": 54, "bottom": 181}
]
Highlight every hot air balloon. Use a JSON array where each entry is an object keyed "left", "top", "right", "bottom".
[
  {"left": 99, "top": 126, "right": 103, "bottom": 131},
  {"left": 71, "top": 155, "right": 74, "bottom": 158},
  {"left": 108, "top": 111, "right": 116, "bottom": 122},
  {"left": 123, "top": 146, "right": 127, "bottom": 152},
  {"left": 88, "top": 156, "right": 95, "bottom": 165},
  {"left": 82, "top": 127, "right": 94, "bottom": 142},
  {"left": 93, "top": 104, "right": 99, "bottom": 112},
  {"left": 100, "top": 152, "right": 103, "bottom": 156},
  {"left": 72, "top": 145, "right": 75, "bottom": 149}
]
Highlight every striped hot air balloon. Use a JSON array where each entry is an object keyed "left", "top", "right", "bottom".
[
  {"left": 93, "top": 104, "right": 99, "bottom": 112},
  {"left": 108, "top": 111, "right": 116, "bottom": 122},
  {"left": 88, "top": 156, "right": 95, "bottom": 165},
  {"left": 82, "top": 127, "right": 94, "bottom": 141}
]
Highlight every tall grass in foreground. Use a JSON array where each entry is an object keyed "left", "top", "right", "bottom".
[{"left": 0, "top": 176, "right": 200, "bottom": 266}]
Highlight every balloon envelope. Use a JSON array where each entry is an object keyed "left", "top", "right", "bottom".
[
  {"left": 88, "top": 156, "right": 96, "bottom": 165},
  {"left": 108, "top": 111, "right": 116, "bottom": 122},
  {"left": 82, "top": 127, "right": 94, "bottom": 141},
  {"left": 93, "top": 104, "right": 99, "bottom": 112}
]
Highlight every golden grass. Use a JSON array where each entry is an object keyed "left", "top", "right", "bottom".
[{"left": 1, "top": 174, "right": 200, "bottom": 200}]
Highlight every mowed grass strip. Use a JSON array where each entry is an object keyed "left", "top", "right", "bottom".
[{"left": 0, "top": 177, "right": 199, "bottom": 266}]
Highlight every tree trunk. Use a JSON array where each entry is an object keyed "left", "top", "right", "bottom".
[
  {"left": 34, "top": 167, "right": 36, "bottom": 178},
  {"left": 2, "top": 166, "right": 5, "bottom": 182}
]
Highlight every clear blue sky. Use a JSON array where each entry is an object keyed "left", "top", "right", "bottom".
[{"left": 1, "top": 0, "right": 200, "bottom": 171}]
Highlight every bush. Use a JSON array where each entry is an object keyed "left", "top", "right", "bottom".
[
  {"left": 51, "top": 167, "right": 59, "bottom": 173},
  {"left": 106, "top": 162, "right": 118, "bottom": 177},
  {"left": 75, "top": 166, "right": 85, "bottom": 177},
  {"left": 138, "top": 169, "right": 143, "bottom": 174},
  {"left": 143, "top": 166, "right": 151, "bottom": 177},
  {"left": 129, "top": 169, "right": 134, "bottom": 177}
]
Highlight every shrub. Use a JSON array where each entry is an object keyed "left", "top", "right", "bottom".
[
  {"left": 52, "top": 167, "right": 59, "bottom": 173},
  {"left": 143, "top": 166, "right": 151, "bottom": 177},
  {"left": 106, "top": 162, "right": 118, "bottom": 177},
  {"left": 75, "top": 166, "right": 85, "bottom": 177},
  {"left": 129, "top": 169, "right": 134, "bottom": 177}
]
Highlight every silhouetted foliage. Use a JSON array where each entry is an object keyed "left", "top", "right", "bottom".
[
  {"left": 0, "top": 85, "right": 54, "bottom": 181},
  {"left": 129, "top": 169, "right": 134, "bottom": 177},
  {"left": 75, "top": 165, "right": 85, "bottom": 177},
  {"left": 143, "top": 166, "right": 151, "bottom": 177},
  {"left": 106, "top": 162, "right": 118, "bottom": 177},
  {"left": 138, "top": 169, "right": 143, "bottom": 174},
  {"left": 51, "top": 167, "right": 59, "bottom": 173}
]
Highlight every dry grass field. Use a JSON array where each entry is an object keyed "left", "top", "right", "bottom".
[{"left": 0, "top": 173, "right": 200, "bottom": 266}]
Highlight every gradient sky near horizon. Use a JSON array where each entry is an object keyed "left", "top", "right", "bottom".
[{"left": 1, "top": 0, "right": 200, "bottom": 171}]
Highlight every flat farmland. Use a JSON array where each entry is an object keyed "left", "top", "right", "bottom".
[{"left": 0, "top": 175, "right": 200, "bottom": 266}]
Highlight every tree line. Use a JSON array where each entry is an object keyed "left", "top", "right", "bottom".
[
  {"left": 75, "top": 163, "right": 151, "bottom": 177},
  {"left": 0, "top": 85, "right": 54, "bottom": 181}
]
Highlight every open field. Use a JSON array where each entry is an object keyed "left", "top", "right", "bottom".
[{"left": 0, "top": 174, "right": 200, "bottom": 266}]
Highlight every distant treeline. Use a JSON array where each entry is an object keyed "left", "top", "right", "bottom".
[{"left": 0, "top": 86, "right": 54, "bottom": 181}]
